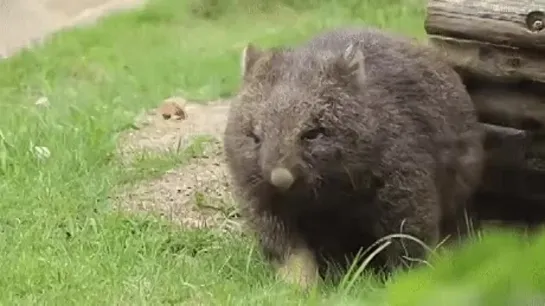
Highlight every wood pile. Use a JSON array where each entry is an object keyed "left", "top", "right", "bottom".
[{"left": 425, "top": 0, "right": 545, "bottom": 229}]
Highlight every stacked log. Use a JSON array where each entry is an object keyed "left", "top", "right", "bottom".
[{"left": 425, "top": 0, "right": 545, "bottom": 229}]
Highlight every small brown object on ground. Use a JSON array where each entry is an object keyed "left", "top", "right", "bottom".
[{"left": 159, "top": 97, "right": 187, "bottom": 120}]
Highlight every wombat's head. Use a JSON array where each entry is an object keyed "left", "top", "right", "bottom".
[{"left": 224, "top": 41, "right": 377, "bottom": 197}]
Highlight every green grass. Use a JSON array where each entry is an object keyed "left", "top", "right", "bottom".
[{"left": 0, "top": 0, "right": 543, "bottom": 304}]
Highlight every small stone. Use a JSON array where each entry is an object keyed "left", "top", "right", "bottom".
[
  {"left": 35, "top": 96, "right": 50, "bottom": 108},
  {"left": 32, "top": 146, "right": 51, "bottom": 160},
  {"left": 159, "top": 97, "right": 187, "bottom": 120}
]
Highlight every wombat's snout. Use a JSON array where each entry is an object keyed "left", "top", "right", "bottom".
[{"left": 270, "top": 167, "right": 295, "bottom": 191}]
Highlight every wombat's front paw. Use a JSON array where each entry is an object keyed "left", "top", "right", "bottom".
[{"left": 276, "top": 248, "right": 319, "bottom": 290}]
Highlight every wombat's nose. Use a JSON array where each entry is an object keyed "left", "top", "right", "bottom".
[{"left": 270, "top": 167, "right": 295, "bottom": 191}]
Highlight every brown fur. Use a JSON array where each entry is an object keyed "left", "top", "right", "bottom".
[{"left": 223, "top": 26, "right": 485, "bottom": 285}]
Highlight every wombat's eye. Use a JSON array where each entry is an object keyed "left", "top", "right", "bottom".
[
  {"left": 249, "top": 132, "right": 261, "bottom": 144},
  {"left": 301, "top": 127, "right": 326, "bottom": 141}
]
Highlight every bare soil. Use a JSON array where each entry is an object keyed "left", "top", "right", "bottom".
[{"left": 115, "top": 100, "right": 239, "bottom": 230}]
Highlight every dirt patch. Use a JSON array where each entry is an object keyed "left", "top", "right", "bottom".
[{"left": 115, "top": 99, "right": 241, "bottom": 230}]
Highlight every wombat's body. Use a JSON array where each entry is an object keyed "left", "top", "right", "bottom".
[{"left": 223, "top": 26, "right": 484, "bottom": 287}]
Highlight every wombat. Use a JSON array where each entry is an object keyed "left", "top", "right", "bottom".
[{"left": 223, "top": 26, "right": 485, "bottom": 288}]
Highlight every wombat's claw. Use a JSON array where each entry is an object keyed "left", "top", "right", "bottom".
[{"left": 276, "top": 249, "right": 319, "bottom": 290}]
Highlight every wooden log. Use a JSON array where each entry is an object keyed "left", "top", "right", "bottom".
[
  {"left": 475, "top": 124, "right": 545, "bottom": 206},
  {"left": 477, "top": 123, "right": 545, "bottom": 201},
  {"left": 429, "top": 35, "right": 545, "bottom": 83},
  {"left": 479, "top": 165, "right": 545, "bottom": 197},
  {"left": 481, "top": 123, "right": 529, "bottom": 167},
  {"left": 527, "top": 132, "right": 545, "bottom": 161},
  {"left": 425, "top": 0, "right": 545, "bottom": 50},
  {"left": 472, "top": 191, "right": 545, "bottom": 228},
  {"left": 479, "top": 121, "right": 545, "bottom": 162},
  {"left": 468, "top": 85, "right": 545, "bottom": 130}
]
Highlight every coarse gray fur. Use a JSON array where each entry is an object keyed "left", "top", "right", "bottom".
[{"left": 223, "top": 25, "right": 485, "bottom": 282}]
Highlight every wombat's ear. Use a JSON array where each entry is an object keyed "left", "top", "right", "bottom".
[
  {"left": 241, "top": 43, "right": 264, "bottom": 78},
  {"left": 337, "top": 41, "right": 366, "bottom": 84}
]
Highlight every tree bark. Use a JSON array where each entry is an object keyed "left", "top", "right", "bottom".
[
  {"left": 425, "top": 0, "right": 545, "bottom": 50},
  {"left": 469, "top": 85, "right": 545, "bottom": 130},
  {"left": 429, "top": 35, "right": 545, "bottom": 83}
]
